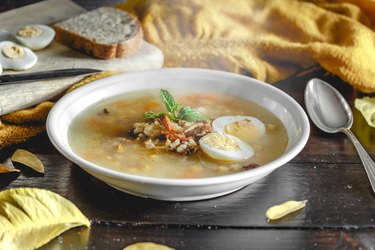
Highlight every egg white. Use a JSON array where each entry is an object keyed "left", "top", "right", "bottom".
[
  {"left": 0, "top": 62, "right": 2, "bottom": 75},
  {"left": 15, "top": 24, "right": 55, "bottom": 50},
  {"left": 199, "top": 133, "right": 254, "bottom": 162},
  {"left": 0, "top": 41, "right": 38, "bottom": 70},
  {"left": 212, "top": 115, "right": 266, "bottom": 142}
]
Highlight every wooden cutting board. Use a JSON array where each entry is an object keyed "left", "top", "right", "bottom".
[{"left": 0, "top": 0, "right": 164, "bottom": 115}]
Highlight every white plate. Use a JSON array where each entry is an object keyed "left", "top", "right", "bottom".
[{"left": 47, "top": 68, "right": 310, "bottom": 201}]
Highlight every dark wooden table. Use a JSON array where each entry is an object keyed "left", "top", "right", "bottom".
[{"left": 1, "top": 1, "right": 375, "bottom": 249}]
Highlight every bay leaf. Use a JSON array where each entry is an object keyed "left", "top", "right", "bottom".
[
  {"left": 0, "top": 164, "right": 20, "bottom": 188},
  {"left": 355, "top": 97, "right": 375, "bottom": 127},
  {"left": 0, "top": 163, "right": 20, "bottom": 175},
  {"left": 266, "top": 200, "right": 307, "bottom": 221},
  {"left": 123, "top": 242, "right": 175, "bottom": 250},
  {"left": 11, "top": 149, "right": 44, "bottom": 174},
  {"left": 0, "top": 187, "right": 90, "bottom": 250}
]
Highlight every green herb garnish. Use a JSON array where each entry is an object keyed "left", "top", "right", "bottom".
[
  {"left": 144, "top": 111, "right": 166, "bottom": 120},
  {"left": 144, "top": 89, "right": 208, "bottom": 122},
  {"left": 160, "top": 89, "right": 181, "bottom": 117},
  {"left": 178, "top": 106, "right": 208, "bottom": 122}
]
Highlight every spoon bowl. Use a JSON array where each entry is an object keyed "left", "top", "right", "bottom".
[
  {"left": 305, "top": 78, "right": 375, "bottom": 195},
  {"left": 305, "top": 78, "right": 353, "bottom": 133}
]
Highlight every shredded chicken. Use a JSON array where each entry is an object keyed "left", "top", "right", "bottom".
[{"left": 132, "top": 115, "right": 211, "bottom": 155}]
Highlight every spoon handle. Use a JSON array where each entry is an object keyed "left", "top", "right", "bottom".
[{"left": 343, "top": 128, "right": 375, "bottom": 195}]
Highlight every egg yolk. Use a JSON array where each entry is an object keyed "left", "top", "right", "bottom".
[
  {"left": 225, "top": 120, "right": 261, "bottom": 143},
  {"left": 201, "top": 133, "right": 241, "bottom": 151},
  {"left": 2, "top": 45, "right": 25, "bottom": 59},
  {"left": 17, "top": 26, "right": 42, "bottom": 38}
]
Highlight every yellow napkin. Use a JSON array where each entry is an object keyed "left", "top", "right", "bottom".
[{"left": 118, "top": 0, "right": 375, "bottom": 92}]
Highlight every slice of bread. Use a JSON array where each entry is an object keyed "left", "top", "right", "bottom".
[{"left": 53, "top": 7, "right": 143, "bottom": 60}]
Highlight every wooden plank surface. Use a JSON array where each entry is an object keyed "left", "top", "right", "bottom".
[
  {"left": 3, "top": 148, "right": 375, "bottom": 228},
  {"left": 38, "top": 226, "right": 375, "bottom": 250}
]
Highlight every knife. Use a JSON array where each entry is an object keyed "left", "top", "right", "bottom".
[{"left": 0, "top": 68, "right": 102, "bottom": 84}]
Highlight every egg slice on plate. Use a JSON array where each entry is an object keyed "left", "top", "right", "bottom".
[
  {"left": 14, "top": 24, "right": 55, "bottom": 50},
  {"left": 212, "top": 116, "right": 266, "bottom": 143},
  {"left": 0, "top": 41, "right": 38, "bottom": 70},
  {"left": 199, "top": 132, "right": 254, "bottom": 162},
  {"left": 0, "top": 62, "right": 3, "bottom": 75}
]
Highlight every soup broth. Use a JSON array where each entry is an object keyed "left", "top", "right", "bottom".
[{"left": 68, "top": 90, "right": 288, "bottom": 178}]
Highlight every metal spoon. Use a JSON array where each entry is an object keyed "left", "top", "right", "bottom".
[{"left": 305, "top": 78, "right": 375, "bottom": 195}]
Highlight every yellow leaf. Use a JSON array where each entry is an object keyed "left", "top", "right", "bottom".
[
  {"left": 0, "top": 164, "right": 19, "bottom": 174},
  {"left": 0, "top": 163, "right": 20, "bottom": 185},
  {"left": 0, "top": 188, "right": 90, "bottom": 250},
  {"left": 265, "top": 200, "right": 307, "bottom": 221},
  {"left": 123, "top": 242, "right": 175, "bottom": 250},
  {"left": 355, "top": 97, "right": 375, "bottom": 128},
  {"left": 11, "top": 149, "right": 44, "bottom": 174}
]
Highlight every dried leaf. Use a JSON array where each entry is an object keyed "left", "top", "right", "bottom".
[
  {"left": 0, "top": 187, "right": 90, "bottom": 250},
  {"left": 266, "top": 200, "right": 307, "bottom": 221},
  {"left": 355, "top": 97, "right": 375, "bottom": 127},
  {"left": 0, "top": 164, "right": 20, "bottom": 187},
  {"left": 11, "top": 149, "right": 44, "bottom": 174},
  {"left": 0, "top": 163, "right": 20, "bottom": 175},
  {"left": 123, "top": 242, "right": 175, "bottom": 250}
]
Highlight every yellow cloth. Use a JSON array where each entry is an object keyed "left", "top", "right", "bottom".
[{"left": 118, "top": 0, "right": 375, "bottom": 92}]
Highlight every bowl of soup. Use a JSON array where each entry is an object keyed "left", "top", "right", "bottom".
[{"left": 47, "top": 68, "right": 309, "bottom": 201}]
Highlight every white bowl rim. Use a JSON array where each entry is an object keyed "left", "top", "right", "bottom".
[{"left": 47, "top": 67, "right": 310, "bottom": 187}]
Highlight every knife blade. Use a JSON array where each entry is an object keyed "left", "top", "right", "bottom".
[{"left": 0, "top": 68, "right": 102, "bottom": 84}]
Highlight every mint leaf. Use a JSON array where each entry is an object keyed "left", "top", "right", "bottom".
[
  {"left": 160, "top": 89, "right": 180, "bottom": 115},
  {"left": 178, "top": 106, "right": 208, "bottom": 121},
  {"left": 145, "top": 90, "right": 208, "bottom": 122},
  {"left": 144, "top": 111, "right": 165, "bottom": 119}
]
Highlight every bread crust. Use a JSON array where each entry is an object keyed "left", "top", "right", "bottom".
[{"left": 53, "top": 8, "right": 143, "bottom": 60}]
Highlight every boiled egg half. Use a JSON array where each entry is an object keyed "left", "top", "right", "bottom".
[
  {"left": 199, "top": 132, "right": 254, "bottom": 162},
  {"left": 15, "top": 24, "right": 55, "bottom": 50},
  {"left": 0, "top": 41, "right": 38, "bottom": 70},
  {"left": 212, "top": 116, "right": 266, "bottom": 143}
]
